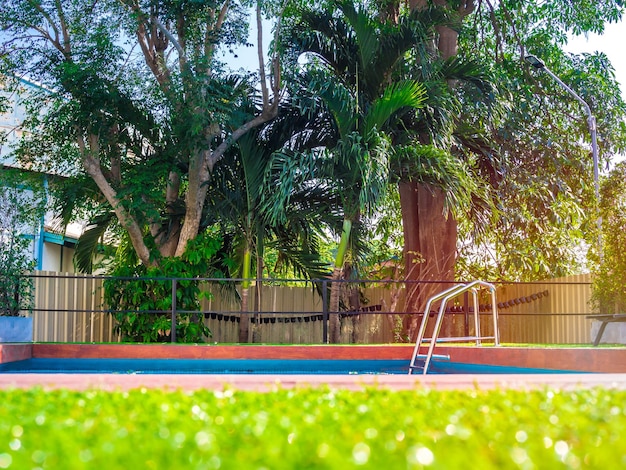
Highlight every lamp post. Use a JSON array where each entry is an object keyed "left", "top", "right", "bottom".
[{"left": 525, "top": 54, "right": 602, "bottom": 255}]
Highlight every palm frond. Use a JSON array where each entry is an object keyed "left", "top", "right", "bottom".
[
  {"left": 309, "top": 70, "right": 357, "bottom": 138},
  {"left": 73, "top": 213, "right": 115, "bottom": 273},
  {"left": 291, "top": 8, "right": 357, "bottom": 80},
  {"left": 441, "top": 56, "right": 497, "bottom": 102},
  {"left": 337, "top": 1, "right": 378, "bottom": 75},
  {"left": 363, "top": 80, "right": 427, "bottom": 136},
  {"left": 390, "top": 144, "right": 476, "bottom": 216},
  {"left": 364, "top": 4, "right": 447, "bottom": 95},
  {"left": 260, "top": 148, "right": 324, "bottom": 226},
  {"left": 267, "top": 238, "right": 332, "bottom": 281},
  {"left": 237, "top": 132, "right": 271, "bottom": 205}
]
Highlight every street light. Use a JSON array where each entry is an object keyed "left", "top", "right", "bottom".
[{"left": 525, "top": 54, "right": 601, "bottom": 254}]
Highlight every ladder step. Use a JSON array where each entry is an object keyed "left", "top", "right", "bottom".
[
  {"left": 413, "top": 354, "right": 450, "bottom": 361},
  {"left": 421, "top": 336, "right": 496, "bottom": 343}
]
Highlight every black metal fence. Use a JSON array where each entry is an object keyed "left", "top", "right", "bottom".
[{"left": 23, "top": 272, "right": 596, "bottom": 344}]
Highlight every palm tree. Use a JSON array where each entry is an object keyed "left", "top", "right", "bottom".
[
  {"left": 205, "top": 101, "right": 337, "bottom": 342},
  {"left": 390, "top": 56, "right": 497, "bottom": 334},
  {"left": 282, "top": 1, "right": 498, "bottom": 341},
  {"left": 281, "top": 1, "right": 432, "bottom": 342}
]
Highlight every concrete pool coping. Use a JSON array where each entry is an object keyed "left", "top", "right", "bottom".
[{"left": 2, "top": 343, "right": 626, "bottom": 391}]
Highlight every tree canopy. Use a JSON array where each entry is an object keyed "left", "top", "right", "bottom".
[
  {"left": 1, "top": 0, "right": 625, "bottom": 289},
  {"left": 456, "top": 0, "right": 626, "bottom": 280},
  {"left": 0, "top": 0, "right": 282, "bottom": 269}
]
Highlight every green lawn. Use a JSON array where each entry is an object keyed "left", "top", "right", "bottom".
[{"left": 1, "top": 386, "right": 624, "bottom": 469}]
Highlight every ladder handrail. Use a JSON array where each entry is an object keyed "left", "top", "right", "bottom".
[
  {"left": 409, "top": 283, "right": 469, "bottom": 372},
  {"left": 409, "top": 280, "right": 499, "bottom": 375},
  {"left": 421, "top": 287, "right": 480, "bottom": 375}
]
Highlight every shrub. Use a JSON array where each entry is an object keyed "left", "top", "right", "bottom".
[
  {"left": 103, "top": 233, "right": 224, "bottom": 342},
  {"left": 591, "top": 162, "right": 626, "bottom": 313}
]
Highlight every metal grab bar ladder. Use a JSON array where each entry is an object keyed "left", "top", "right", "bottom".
[{"left": 408, "top": 280, "right": 500, "bottom": 375}]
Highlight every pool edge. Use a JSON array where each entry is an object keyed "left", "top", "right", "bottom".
[
  {"left": 0, "top": 344, "right": 32, "bottom": 364},
  {"left": 2, "top": 372, "right": 626, "bottom": 392},
  {"left": 6, "top": 343, "right": 622, "bottom": 373}
]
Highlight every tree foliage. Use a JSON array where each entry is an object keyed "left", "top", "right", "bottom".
[
  {"left": 454, "top": 0, "right": 626, "bottom": 281},
  {"left": 2, "top": 0, "right": 626, "bottom": 313},
  {"left": 591, "top": 162, "right": 626, "bottom": 314},
  {"left": 0, "top": 0, "right": 281, "bottom": 269}
]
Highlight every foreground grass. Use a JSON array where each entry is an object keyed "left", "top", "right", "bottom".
[{"left": 1, "top": 387, "right": 624, "bottom": 469}]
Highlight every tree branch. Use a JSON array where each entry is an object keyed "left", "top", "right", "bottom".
[
  {"left": 52, "top": 0, "right": 71, "bottom": 56},
  {"left": 215, "top": 0, "right": 230, "bottom": 32},
  {"left": 153, "top": 16, "right": 185, "bottom": 60},
  {"left": 76, "top": 130, "right": 155, "bottom": 266},
  {"left": 27, "top": 1, "right": 63, "bottom": 54},
  {"left": 203, "top": 0, "right": 286, "bottom": 172},
  {"left": 257, "top": 2, "right": 270, "bottom": 109},
  {"left": 207, "top": 111, "right": 277, "bottom": 171}
]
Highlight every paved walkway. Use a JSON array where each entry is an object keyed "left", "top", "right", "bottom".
[{"left": 2, "top": 373, "right": 626, "bottom": 392}]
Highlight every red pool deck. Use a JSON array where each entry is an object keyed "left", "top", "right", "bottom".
[{"left": 2, "top": 344, "right": 626, "bottom": 392}]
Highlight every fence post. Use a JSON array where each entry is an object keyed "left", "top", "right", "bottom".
[
  {"left": 464, "top": 291, "right": 470, "bottom": 337},
  {"left": 322, "top": 279, "right": 328, "bottom": 344},
  {"left": 171, "top": 279, "right": 177, "bottom": 343}
]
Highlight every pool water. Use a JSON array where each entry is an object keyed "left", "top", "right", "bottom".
[{"left": 0, "top": 358, "right": 581, "bottom": 375}]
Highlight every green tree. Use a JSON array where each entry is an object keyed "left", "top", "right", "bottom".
[
  {"left": 591, "top": 162, "right": 626, "bottom": 314},
  {"left": 0, "top": 0, "right": 281, "bottom": 269},
  {"left": 379, "top": 0, "right": 626, "bottom": 285},
  {"left": 0, "top": 0, "right": 289, "bottom": 343},
  {"left": 205, "top": 114, "right": 335, "bottom": 342},
  {"left": 281, "top": 1, "right": 433, "bottom": 341},
  {"left": 283, "top": 2, "right": 495, "bottom": 342},
  {"left": 456, "top": 1, "right": 626, "bottom": 281}
]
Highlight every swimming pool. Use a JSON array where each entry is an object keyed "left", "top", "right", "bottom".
[{"left": 0, "top": 358, "right": 581, "bottom": 375}]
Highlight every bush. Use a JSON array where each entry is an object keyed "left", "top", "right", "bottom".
[
  {"left": 591, "top": 162, "right": 626, "bottom": 313},
  {"left": 103, "top": 233, "right": 224, "bottom": 343}
]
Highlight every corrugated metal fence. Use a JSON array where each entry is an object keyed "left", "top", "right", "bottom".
[
  {"left": 494, "top": 274, "right": 593, "bottom": 343},
  {"left": 32, "top": 272, "right": 117, "bottom": 343},
  {"left": 27, "top": 272, "right": 597, "bottom": 344}
]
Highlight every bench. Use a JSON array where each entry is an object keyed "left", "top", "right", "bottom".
[{"left": 586, "top": 314, "right": 626, "bottom": 346}]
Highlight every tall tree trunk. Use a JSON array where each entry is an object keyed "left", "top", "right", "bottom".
[
  {"left": 399, "top": 181, "right": 457, "bottom": 340},
  {"left": 328, "top": 266, "right": 342, "bottom": 344},
  {"left": 328, "top": 219, "right": 353, "bottom": 343},
  {"left": 252, "top": 225, "right": 264, "bottom": 343},
  {"left": 78, "top": 134, "right": 155, "bottom": 267},
  {"left": 153, "top": 171, "right": 182, "bottom": 258},
  {"left": 397, "top": 1, "right": 473, "bottom": 340},
  {"left": 239, "top": 246, "right": 252, "bottom": 343},
  {"left": 175, "top": 151, "right": 210, "bottom": 257}
]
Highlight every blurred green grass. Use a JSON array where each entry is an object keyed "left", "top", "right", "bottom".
[{"left": 1, "top": 386, "right": 624, "bottom": 469}]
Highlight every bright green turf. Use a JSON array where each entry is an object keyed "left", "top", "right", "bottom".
[{"left": 1, "top": 386, "right": 624, "bottom": 469}]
